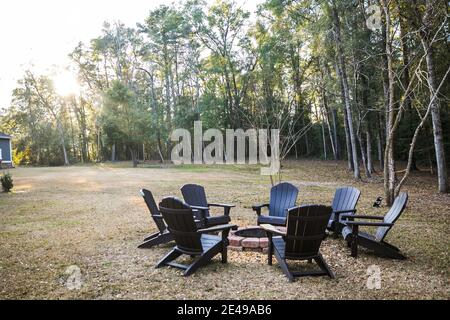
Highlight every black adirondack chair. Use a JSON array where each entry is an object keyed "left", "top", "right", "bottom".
[
  {"left": 156, "top": 197, "right": 236, "bottom": 276},
  {"left": 341, "top": 192, "right": 408, "bottom": 259},
  {"left": 253, "top": 182, "right": 299, "bottom": 226},
  {"left": 137, "top": 189, "right": 174, "bottom": 249},
  {"left": 181, "top": 184, "right": 235, "bottom": 228},
  {"left": 261, "top": 205, "right": 335, "bottom": 282},
  {"left": 327, "top": 187, "right": 361, "bottom": 234}
]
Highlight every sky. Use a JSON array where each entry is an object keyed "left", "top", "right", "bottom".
[{"left": 0, "top": 0, "right": 262, "bottom": 108}]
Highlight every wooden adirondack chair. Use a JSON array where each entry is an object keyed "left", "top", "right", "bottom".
[
  {"left": 327, "top": 187, "right": 361, "bottom": 234},
  {"left": 341, "top": 192, "right": 408, "bottom": 259},
  {"left": 156, "top": 197, "right": 236, "bottom": 276},
  {"left": 261, "top": 205, "right": 335, "bottom": 282},
  {"left": 181, "top": 184, "right": 235, "bottom": 228},
  {"left": 137, "top": 189, "right": 174, "bottom": 249},
  {"left": 253, "top": 182, "right": 299, "bottom": 226}
]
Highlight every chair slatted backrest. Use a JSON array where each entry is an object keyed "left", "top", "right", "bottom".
[
  {"left": 159, "top": 197, "right": 203, "bottom": 253},
  {"left": 268, "top": 182, "right": 299, "bottom": 218},
  {"left": 284, "top": 205, "right": 332, "bottom": 259},
  {"left": 140, "top": 189, "right": 166, "bottom": 233},
  {"left": 375, "top": 192, "right": 408, "bottom": 242},
  {"left": 330, "top": 187, "right": 361, "bottom": 222},
  {"left": 181, "top": 184, "right": 210, "bottom": 218}
]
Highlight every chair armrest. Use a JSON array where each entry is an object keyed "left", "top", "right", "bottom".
[
  {"left": 197, "top": 224, "right": 237, "bottom": 234},
  {"left": 345, "top": 221, "right": 393, "bottom": 227},
  {"left": 252, "top": 203, "right": 269, "bottom": 210},
  {"left": 260, "top": 224, "right": 287, "bottom": 236},
  {"left": 208, "top": 203, "right": 236, "bottom": 208},
  {"left": 190, "top": 205, "right": 209, "bottom": 211},
  {"left": 333, "top": 209, "right": 357, "bottom": 214},
  {"left": 208, "top": 203, "right": 235, "bottom": 216},
  {"left": 341, "top": 214, "right": 385, "bottom": 220},
  {"left": 252, "top": 203, "right": 269, "bottom": 215}
]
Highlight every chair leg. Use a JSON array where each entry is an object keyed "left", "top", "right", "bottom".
[
  {"left": 220, "top": 230, "right": 230, "bottom": 264},
  {"left": 156, "top": 248, "right": 182, "bottom": 268},
  {"left": 273, "top": 249, "right": 294, "bottom": 282},
  {"left": 184, "top": 257, "right": 205, "bottom": 276},
  {"left": 383, "top": 248, "right": 406, "bottom": 260},
  {"left": 267, "top": 233, "right": 273, "bottom": 266},
  {"left": 370, "top": 241, "right": 406, "bottom": 260},
  {"left": 221, "top": 243, "right": 228, "bottom": 264},
  {"left": 138, "top": 232, "right": 173, "bottom": 249},
  {"left": 184, "top": 243, "right": 222, "bottom": 276},
  {"left": 143, "top": 232, "right": 160, "bottom": 242},
  {"left": 350, "top": 225, "right": 359, "bottom": 258},
  {"left": 315, "top": 253, "right": 335, "bottom": 279}
]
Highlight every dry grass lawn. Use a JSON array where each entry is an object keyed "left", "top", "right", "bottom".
[{"left": 0, "top": 160, "right": 449, "bottom": 299}]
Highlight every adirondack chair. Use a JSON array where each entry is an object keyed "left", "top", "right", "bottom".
[
  {"left": 181, "top": 184, "right": 235, "bottom": 228},
  {"left": 261, "top": 205, "right": 335, "bottom": 282},
  {"left": 327, "top": 187, "right": 361, "bottom": 234},
  {"left": 253, "top": 182, "right": 299, "bottom": 226},
  {"left": 341, "top": 192, "right": 408, "bottom": 259},
  {"left": 137, "top": 189, "right": 174, "bottom": 248},
  {"left": 156, "top": 197, "right": 236, "bottom": 276}
]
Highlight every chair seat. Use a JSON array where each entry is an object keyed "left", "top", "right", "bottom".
[
  {"left": 258, "top": 215, "right": 286, "bottom": 226},
  {"left": 342, "top": 226, "right": 376, "bottom": 241},
  {"left": 206, "top": 215, "right": 231, "bottom": 227},
  {"left": 201, "top": 234, "right": 222, "bottom": 251}
]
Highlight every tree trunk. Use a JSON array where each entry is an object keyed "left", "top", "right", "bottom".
[
  {"left": 358, "top": 130, "right": 371, "bottom": 178},
  {"left": 111, "top": 143, "right": 116, "bottom": 162},
  {"left": 319, "top": 65, "right": 337, "bottom": 160},
  {"left": 331, "top": 2, "right": 360, "bottom": 179},
  {"left": 366, "top": 128, "right": 374, "bottom": 174},
  {"left": 336, "top": 61, "right": 353, "bottom": 170},
  {"left": 57, "top": 122, "right": 69, "bottom": 166},
  {"left": 420, "top": 27, "right": 448, "bottom": 192},
  {"left": 331, "top": 107, "right": 340, "bottom": 159},
  {"left": 97, "top": 128, "right": 101, "bottom": 162},
  {"left": 394, "top": 65, "right": 450, "bottom": 195},
  {"left": 319, "top": 106, "right": 327, "bottom": 160},
  {"left": 62, "top": 143, "right": 69, "bottom": 166},
  {"left": 399, "top": 11, "right": 419, "bottom": 171},
  {"left": 130, "top": 147, "right": 138, "bottom": 168},
  {"left": 324, "top": 107, "right": 337, "bottom": 160},
  {"left": 377, "top": 113, "right": 385, "bottom": 170},
  {"left": 382, "top": 0, "right": 396, "bottom": 205}
]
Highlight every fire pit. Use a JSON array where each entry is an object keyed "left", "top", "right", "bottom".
[{"left": 228, "top": 226, "right": 270, "bottom": 253}]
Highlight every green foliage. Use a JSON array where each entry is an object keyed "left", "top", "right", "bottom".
[
  {"left": 12, "top": 148, "right": 31, "bottom": 166},
  {"left": 0, "top": 0, "right": 448, "bottom": 178},
  {"left": 1, "top": 172, "right": 13, "bottom": 192}
]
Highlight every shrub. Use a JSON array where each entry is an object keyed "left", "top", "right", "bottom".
[
  {"left": 13, "top": 147, "right": 31, "bottom": 166},
  {"left": 1, "top": 172, "right": 13, "bottom": 192}
]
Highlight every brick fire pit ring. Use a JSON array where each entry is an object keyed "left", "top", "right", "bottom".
[{"left": 228, "top": 226, "right": 269, "bottom": 253}]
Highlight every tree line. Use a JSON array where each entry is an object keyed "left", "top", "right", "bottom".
[{"left": 1, "top": 0, "right": 449, "bottom": 204}]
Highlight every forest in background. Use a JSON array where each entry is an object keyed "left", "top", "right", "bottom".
[{"left": 0, "top": 0, "right": 449, "bottom": 204}]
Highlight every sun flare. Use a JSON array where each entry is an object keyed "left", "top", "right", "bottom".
[{"left": 53, "top": 71, "right": 80, "bottom": 96}]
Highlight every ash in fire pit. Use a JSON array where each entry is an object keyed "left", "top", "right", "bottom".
[{"left": 228, "top": 227, "right": 269, "bottom": 252}]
